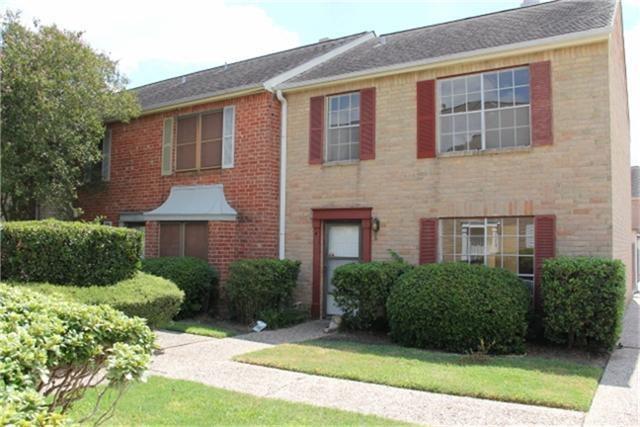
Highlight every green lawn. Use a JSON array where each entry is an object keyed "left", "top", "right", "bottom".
[
  {"left": 235, "top": 339, "right": 603, "bottom": 411},
  {"left": 159, "top": 320, "right": 238, "bottom": 338},
  {"left": 69, "top": 376, "right": 406, "bottom": 426}
]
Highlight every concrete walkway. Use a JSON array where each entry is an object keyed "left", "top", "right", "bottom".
[
  {"left": 585, "top": 295, "right": 640, "bottom": 426},
  {"left": 151, "top": 321, "right": 584, "bottom": 426}
]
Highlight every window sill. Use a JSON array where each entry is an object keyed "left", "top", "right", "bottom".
[
  {"left": 321, "top": 159, "right": 360, "bottom": 168},
  {"left": 437, "top": 145, "right": 532, "bottom": 159},
  {"left": 173, "top": 166, "right": 223, "bottom": 175}
]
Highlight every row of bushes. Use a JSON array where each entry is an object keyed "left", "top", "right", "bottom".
[
  {"left": 2, "top": 220, "right": 627, "bottom": 349},
  {"left": 1, "top": 220, "right": 219, "bottom": 323},
  {"left": 333, "top": 256, "right": 627, "bottom": 353}
]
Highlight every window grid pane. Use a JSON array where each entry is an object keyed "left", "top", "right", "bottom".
[
  {"left": 327, "top": 93, "right": 360, "bottom": 162},
  {"left": 438, "top": 67, "right": 530, "bottom": 153},
  {"left": 439, "top": 217, "right": 535, "bottom": 283}
]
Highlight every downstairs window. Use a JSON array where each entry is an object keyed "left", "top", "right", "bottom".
[
  {"left": 159, "top": 222, "right": 208, "bottom": 261},
  {"left": 439, "top": 217, "right": 534, "bottom": 286}
]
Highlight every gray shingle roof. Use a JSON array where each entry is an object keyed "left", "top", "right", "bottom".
[
  {"left": 632, "top": 166, "right": 640, "bottom": 198},
  {"left": 283, "top": 0, "right": 616, "bottom": 87},
  {"left": 133, "top": 32, "right": 368, "bottom": 111}
]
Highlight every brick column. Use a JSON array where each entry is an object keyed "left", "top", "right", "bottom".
[
  {"left": 208, "top": 221, "right": 238, "bottom": 285},
  {"left": 145, "top": 221, "right": 159, "bottom": 258},
  {"left": 208, "top": 221, "right": 238, "bottom": 316}
]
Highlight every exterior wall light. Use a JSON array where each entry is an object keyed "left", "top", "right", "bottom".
[{"left": 372, "top": 217, "right": 381, "bottom": 233}]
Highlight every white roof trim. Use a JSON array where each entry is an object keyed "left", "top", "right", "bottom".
[
  {"left": 262, "top": 32, "right": 375, "bottom": 91},
  {"left": 277, "top": 26, "right": 613, "bottom": 91},
  {"left": 144, "top": 184, "right": 237, "bottom": 221}
]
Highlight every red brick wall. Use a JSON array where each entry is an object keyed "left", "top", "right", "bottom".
[{"left": 78, "top": 91, "right": 281, "bottom": 276}]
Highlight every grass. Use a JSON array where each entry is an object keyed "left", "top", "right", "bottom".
[
  {"left": 159, "top": 320, "right": 238, "bottom": 338},
  {"left": 235, "top": 338, "right": 603, "bottom": 411},
  {"left": 69, "top": 376, "right": 406, "bottom": 426}
]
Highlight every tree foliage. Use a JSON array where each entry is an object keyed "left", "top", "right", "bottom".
[{"left": 0, "top": 12, "right": 139, "bottom": 219}]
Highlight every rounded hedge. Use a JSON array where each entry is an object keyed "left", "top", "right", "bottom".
[
  {"left": 332, "top": 260, "right": 412, "bottom": 331},
  {"left": 0, "top": 219, "right": 142, "bottom": 286},
  {"left": 542, "top": 257, "right": 626, "bottom": 350},
  {"left": 226, "top": 259, "right": 301, "bottom": 323},
  {"left": 12, "top": 272, "right": 184, "bottom": 328},
  {"left": 141, "top": 257, "right": 218, "bottom": 318},
  {"left": 387, "top": 263, "right": 530, "bottom": 354}
]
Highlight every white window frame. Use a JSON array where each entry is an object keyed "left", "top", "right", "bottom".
[
  {"left": 437, "top": 66, "right": 531, "bottom": 154},
  {"left": 325, "top": 92, "right": 360, "bottom": 162}
]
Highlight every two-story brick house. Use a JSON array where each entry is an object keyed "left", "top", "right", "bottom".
[
  {"left": 275, "top": 0, "right": 632, "bottom": 317},
  {"left": 77, "top": 33, "right": 374, "bottom": 281},
  {"left": 79, "top": 0, "right": 632, "bottom": 318}
]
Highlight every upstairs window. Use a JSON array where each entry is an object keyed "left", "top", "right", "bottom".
[
  {"left": 327, "top": 92, "right": 360, "bottom": 162},
  {"left": 438, "top": 67, "right": 530, "bottom": 153},
  {"left": 176, "top": 111, "right": 223, "bottom": 171}
]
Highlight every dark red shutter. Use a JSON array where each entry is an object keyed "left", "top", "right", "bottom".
[
  {"left": 534, "top": 215, "right": 556, "bottom": 309},
  {"left": 419, "top": 218, "right": 438, "bottom": 264},
  {"left": 309, "top": 96, "right": 324, "bottom": 164},
  {"left": 360, "top": 87, "right": 376, "bottom": 160},
  {"left": 530, "top": 61, "right": 553, "bottom": 146},
  {"left": 417, "top": 80, "right": 436, "bottom": 158}
]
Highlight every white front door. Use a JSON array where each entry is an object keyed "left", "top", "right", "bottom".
[{"left": 325, "top": 222, "right": 361, "bottom": 316}]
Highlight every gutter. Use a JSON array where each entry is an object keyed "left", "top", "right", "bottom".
[
  {"left": 277, "top": 26, "right": 613, "bottom": 92},
  {"left": 260, "top": 33, "right": 373, "bottom": 259},
  {"left": 276, "top": 90, "right": 288, "bottom": 259}
]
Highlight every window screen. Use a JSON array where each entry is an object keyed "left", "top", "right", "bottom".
[
  {"left": 176, "top": 116, "right": 197, "bottom": 170},
  {"left": 159, "top": 222, "right": 208, "bottom": 260},
  {"left": 159, "top": 223, "right": 181, "bottom": 257},
  {"left": 201, "top": 112, "right": 223, "bottom": 169}
]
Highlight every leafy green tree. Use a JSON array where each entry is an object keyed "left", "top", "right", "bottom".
[{"left": 0, "top": 12, "right": 139, "bottom": 220}]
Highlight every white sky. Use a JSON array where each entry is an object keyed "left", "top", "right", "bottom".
[{"left": 2, "top": 0, "right": 638, "bottom": 165}]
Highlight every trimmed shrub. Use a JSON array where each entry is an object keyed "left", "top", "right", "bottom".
[
  {"left": 542, "top": 257, "right": 626, "bottom": 350},
  {"left": 226, "top": 259, "right": 301, "bottom": 323},
  {"left": 0, "top": 219, "right": 142, "bottom": 285},
  {"left": 332, "top": 259, "right": 413, "bottom": 330},
  {"left": 0, "top": 284, "right": 154, "bottom": 425},
  {"left": 387, "top": 263, "right": 530, "bottom": 354},
  {"left": 12, "top": 272, "right": 184, "bottom": 327},
  {"left": 141, "top": 257, "right": 218, "bottom": 318}
]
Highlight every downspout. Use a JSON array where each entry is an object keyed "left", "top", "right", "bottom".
[{"left": 276, "top": 90, "right": 287, "bottom": 259}]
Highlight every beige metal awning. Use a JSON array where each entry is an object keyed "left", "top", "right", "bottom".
[{"left": 144, "top": 184, "right": 237, "bottom": 221}]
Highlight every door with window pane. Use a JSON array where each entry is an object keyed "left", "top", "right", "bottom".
[{"left": 324, "top": 222, "right": 361, "bottom": 316}]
